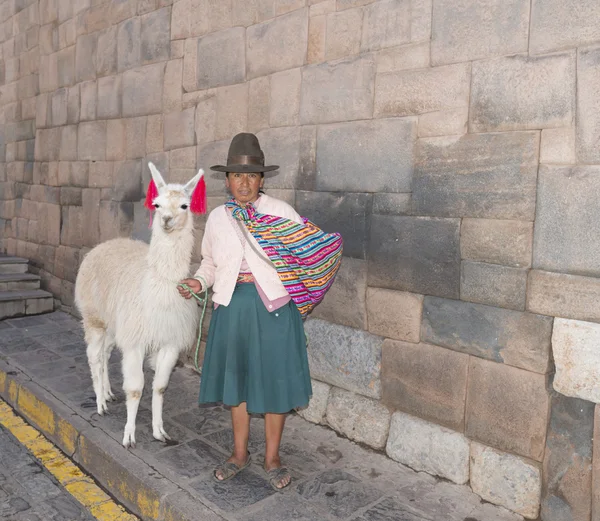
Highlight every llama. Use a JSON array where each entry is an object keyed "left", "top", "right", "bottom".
[{"left": 75, "top": 163, "right": 204, "bottom": 448}]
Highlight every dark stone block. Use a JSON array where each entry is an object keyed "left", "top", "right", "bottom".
[
  {"left": 140, "top": 7, "right": 170, "bottom": 64},
  {"left": 295, "top": 191, "right": 371, "bottom": 260},
  {"left": 368, "top": 215, "right": 460, "bottom": 298}
]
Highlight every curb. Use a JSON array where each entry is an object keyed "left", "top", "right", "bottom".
[{"left": 0, "top": 359, "right": 225, "bottom": 521}]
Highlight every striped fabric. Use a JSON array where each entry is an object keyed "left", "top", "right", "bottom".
[{"left": 226, "top": 200, "right": 343, "bottom": 319}]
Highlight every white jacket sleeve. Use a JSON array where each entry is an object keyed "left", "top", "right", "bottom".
[{"left": 193, "top": 215, "right": 216, "bottom": 290}]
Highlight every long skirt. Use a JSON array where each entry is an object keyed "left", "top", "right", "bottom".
[{"left": 198, "top": 283, "right": 312, "bottom": 414}]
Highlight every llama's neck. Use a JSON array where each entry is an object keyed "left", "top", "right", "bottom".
[{"left": 146, "top": 222, "right": 195, "bottom": 283}]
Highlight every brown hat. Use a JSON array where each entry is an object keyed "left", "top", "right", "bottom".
[{"left": 210, "top": 133, "right": 279, "bottom": 175}]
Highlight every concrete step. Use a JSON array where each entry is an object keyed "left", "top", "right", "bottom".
[
  {"left": 0, "top": 273, "right": 41, "bottom": 291},
  {"left": 0, "top": 289, "right": 54, "bottom": 320},
  {"left": 0, "top": 256, "right": 29, "bottom": 274}
]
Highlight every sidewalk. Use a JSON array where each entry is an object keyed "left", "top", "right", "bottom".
[{"left": 0, "top": 312, "right": 522, "bottom": 521}]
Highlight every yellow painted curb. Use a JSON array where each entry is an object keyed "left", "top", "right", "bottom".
[{"left": 0, "top": 397, "right": 139, "bottom": 521}]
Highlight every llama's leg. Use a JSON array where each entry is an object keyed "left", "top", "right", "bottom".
[
  {"left": 151, "top": 348, "right": 179, "bottom": 442},
  {"left": 84, "top": 324, "right": 108, "bottom": 415},
  {"left": 121, "top": 349, "right": 144, "bottom": 449},
  {"left": 102, "top": 338, "right": 116, "bottom": 402}
]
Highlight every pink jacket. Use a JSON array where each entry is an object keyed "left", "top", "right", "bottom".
[{"left": 193, "top": 194, "right": 303, "bottom": 307}]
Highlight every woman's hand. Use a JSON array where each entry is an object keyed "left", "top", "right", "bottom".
[{"left": 178, "top": 278, "right": 203, "bottom": 299}]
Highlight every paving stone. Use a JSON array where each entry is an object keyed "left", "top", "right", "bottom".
[
  {"left": 301, "top": 54, "right": 375, "bottom": 124},
  {"left": 540, "top": 127, "right": 576, "bottom": 165},
  {"left": 386, "top": 411, "right": 470, "bottom": 484},
  {"left": 541, "top": 393, "right": 594, "bottom": 521},
  {"left": 534, "top": 166, "right": 600, "bottom": 277},
  {"left": 171, "top": 405, "right": 231, "bottom": 436},
  {"left": 196, "top": 27, "right": 245, "bottom": 90},
  {"left": 295, "top": 191, "right": 370, "bottom": 260},
  {"left": 122, "top": 63, "right": 165, "bottom": 117},
  {"left": 315, "top": 117, "right": 415, "bottom": 193},
  {"left": 375, "top": 63, "right": 470, "bottom": 118},
  {"left": 203, "top": 424, "right": 266, "bottom": 457},
  {"left": 461, "top": 261, "right": 528, "bottom": 311},
  {"left": 305, "top": 318, "right": 383, "bottom": 399},
  {"left": 466, "top": 357, "right": 550, "bottom": 461},
  {"left": 310, "top": 257, "right": 367, "bottom": 329},
  {"left": 326, "top": 387, "right": 391, "bottom": 449},
  {"left": 296, "top": 379, "right": 330, "bottom": 424},
  {"left": 117, "top": 17, "right": 141, "bottom": 72},
  {"left": 154, "top": 442, "right": 214, "bottom": 479},
  {"left": 431, "top": 0, "right": 529, "bottom": 65},
  {"left": 382, "top": 339, "right": 468, "bottom": 431},
  {"left": 368, "top": 215, "right": 460, "bottom": 298},
  {"left": 470, "top": 53, "right": 575, "bottom": 132},
  {"left": 471, "top": 442, "right": 541, "bottom": 519},
  {"left": 367, "top": 288, "right": 422, "bottom": 342},
  {"left": 413, "top": 132, "right": 539, "bottom": 220},
  {"left": 422, "top": 296, "right": 552, "bottom": 373},
  {"left": 140, "top": 6, "right": 170, "bottom": 64},
  {"left": 247, "top": 8, "right": 308, "bottom": 79},
  {"left": 163, "top": 108, "right": 195, "bottom": 151},
  {"left": 460, "top": 218, "right": 533, "bottom": 269},
  {"left": 577, "top": 46, "right": 600, "bottom": 164},
  {"left": 238, "top": 493, "right": 339, "bottom": 521}
]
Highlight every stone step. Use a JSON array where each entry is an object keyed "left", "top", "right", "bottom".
[
  {"left": 0, "top": 289, "right": 54, "bottom": 320},
  {"left": 0, "top": 256, "right": 29, "bottom": 274},
  {"left": 0, "top": 273, "right": 41, "bottom": 291}
]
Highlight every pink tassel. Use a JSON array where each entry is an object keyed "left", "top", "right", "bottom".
[
  {"left": 190, "top": 176, "right": 207, "bottom": 214},
  {"left": 144, "top": 180, "right": 158, "bottom": 211}
]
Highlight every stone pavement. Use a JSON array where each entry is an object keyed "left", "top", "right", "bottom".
[{"left": 0, "top": 312, "right": 523, "bottom": 521}]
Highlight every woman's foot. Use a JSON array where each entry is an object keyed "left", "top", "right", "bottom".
[
  {"left": 264, "top": 457, "right": 291, "bottom": 490},
  {"left": 214, "top": 452, "right": 251, "bottom": 482}
]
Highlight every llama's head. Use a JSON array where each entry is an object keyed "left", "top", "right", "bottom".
[{"left": 146, "top": 162, "right": 206, "bottom": 233}]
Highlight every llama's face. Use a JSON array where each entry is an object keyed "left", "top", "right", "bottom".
[{"left": 152, "top": 188, "right": 192, "bottom": 233}]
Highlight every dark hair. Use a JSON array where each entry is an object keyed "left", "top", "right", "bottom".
[{"left": 225, "top": 172, "right": 265, "bottom": 178}]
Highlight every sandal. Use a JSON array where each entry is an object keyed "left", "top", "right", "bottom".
[
  {"left": 265, "top": 466, "right": 292, "bottom": 491},
  {"left": 213, "top": 453, "right": 251, "bottom": 482}
]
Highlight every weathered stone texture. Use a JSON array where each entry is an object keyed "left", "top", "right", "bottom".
[
  {"left": 382, "top": 339, "right": 468, "bottom": 431},
  {"left": 577, "top": 46, "right": 600, "bottom": 164},
  {"left": 432, "top": 0, "right": 529, "bottom": 65},
  {"left": 470, "top": 53, "right": 575, "bottom": 132},
  {"left": 552, "top": 318, "right": 600, "bottom": 404},
  {"left": 163, "top": 108, "right": 195, "bottom": 151},
  {"left": 75, "top": 32, "right": 97, "bottom": 83},
  {"left": 307, "top": 13, "right": 326, "bottom": 64},
  {"left": 368, "top": 215, "right": 460, "bottom": 299},
  {"left": 305, "top": 318, "right": 383, "bottom": 399},
  {"left": 375, "top": 63, "right": 470, "bottom": 118},
  {"left": 376, "top": 41, "right": 430, "bottom": 74},
  {"left": 471, "top": 442, "right": 542, "bottom": 519},
  {"left": 413, "top": 132, "right": 539, "bottom": 220},
  {"left": 255, "top": 126, "right": 300, "bottom": 189},
  {"left": 296, "top": 379, "right": 330, "bottom": 424},
  {"left": 196, "top": 27, "right": 245, "bottom": 90},
  {"left": 418, "top": 107, "right": 468, "bottom": 138},
  {"left": 141, "top": 7, "right": 170, "bottom": 64},
  {"left": 269, "top": 68, "right": 301, "bottom": 128},
  {"left": 97, "top": 75, "right": 121, "bottom": 119},
  {"left": 372, "top": 193, "right": 411, "bottom": 215},
  {"left": 96, "top": 26, "right": 118, "bottom": 77},
  {"left": 386, "top": 411, "right": 470, "bottom": 484},
  {"left": 247, "top": 77, "right": 270, "bottom": 134},
  {"left": 122, "top": 63, "right": 165, "bottom": 117},
  {"left": 534, "top": 166, "right": 600, "bottom": 277},
  {"left": 214, "top": 83, "right": 248, "bottom": 142},
  {"left": 461, "top": 218, "right": 533, "bottom": 269},
  {"left": 460, "top": 261, "right": 527, "bottom": 311},
  {"left": 422, "top": 297, "right": 552, "bottom": 373},
  {"left": 325, "top": 8, "right": 362, "bottom": 61},
  {"left": 246, "top": 8, "right": 308, "bottom": 79},
  {"left": 367, "top": 288, "right": 422, "bottom": 342},
  {"left": 78, "top": 121, "right": 106, "bottom": 161},
  {"left": 80, "top": 80, "right": 97, "bottom": 121},
  {"left": 541, "top": 127, "right": 576, "bottom": 165},
  {"left": 361, "top": 0, "right": 411, "bottom": 52},
  {"left": 117, "top": 17, "right": 141, "bottom": 72},
  {"left": 301, "top": 55, "right": 375, "bottom": 124},
  {"left": 326, "top": 388, "right": 391, "bottom": 449},
  {"left": 466, "top": 358, "right": 550, "bottom": 461}
]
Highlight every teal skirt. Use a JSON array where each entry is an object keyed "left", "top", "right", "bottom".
[{"left": 199, "top": 283, "right": 312, "bottom": 414}]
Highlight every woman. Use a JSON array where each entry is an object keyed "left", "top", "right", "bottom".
[{"left": 178, "top": 133, "right": 312, "bottom": 491}]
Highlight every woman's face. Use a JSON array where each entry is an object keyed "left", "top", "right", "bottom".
[{"left": 226, "top": 172, "right": 264, "bottom": 204}]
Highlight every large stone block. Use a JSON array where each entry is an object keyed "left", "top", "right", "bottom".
[
  {"left": 125, "top": 117, "right": 147, "bottom": 159},
  {"left": 106, "top": 120, "right": 126, "bottom": 161},
  {"left": 246, "top": 8, "right": 308, "bottom": 79},
  {"left": 307, "top": 13, "right": 326, "bottom": 64},
  {"left": 386, "top": 411, "right": 470, "bottom": 484},
  {"left": 541, "top": 127, "right": 576, "bottom": 165},
  {"left": 163, "top": 59, "right": 183, "bottom": 112},
  {"left": 232, "top": 0, "right": 305, "bottom": 26},
  {"left": 382, "top": 339, "right": 468, "bottom": 431},
  {"left": 422, "top": 297, "right": 552, "bottom": 373},
  {"left": 57, "top": 47, "right": 75, "bottom": 88},
  {"left": 315, "top": 118, "right": 415, "bottom": 193},
  {"left": 552, "top": 319, "right": 600, "bottom": 404},
  {"left": 296, "top": 191, "right": 370, "bottom": 260},
  {"left": 305, "top": 318, "right": 383, "bottom": 399},
  {"left": 78, "top": 121, "right": 106, "bottom": 161},
  {"left": 361, "top": 0, "right": 411, "bottom": 52},
  {"left": 470, "top": 53, "right": 575, "bottom": 132},
  {"left": 413, "top": 132, "right": 539, "bottom": 220},
  {"left": 247, "top": 76, "right": 269, "bottom": 134},
  {"left": 371, "top": 193, "right": 411, "bottom": 215},
  {"left": 60, "top": 125, "right": 78, "bottom": 161},
  {"left": 296, "top": 379, "right": 330, "bottom": 424},
  {"left": 163, "top": 108, "right": 195, "bottom": 151},
  {"left": 310, "top": 257, "right": 367, "bottom": 329},
  {"left": 117, "top": 17, "right": 141, "bottom": 72},
  {"left": 528, "top": 270, "right": 600, "bottom": 324},
  {"left": 461, "top": 218, "right": 533, "bottom": 268},
  {"left": 326, "top": 387, "right": 391, "bottom": 449},
  {"left": 418, "top": 107, "right": 468, "bottom": 138},
  {"left": 324, "top": 8, "right": 362, "bottom": 61},
  {"left": 301, "top": 55, "right": 375, "bottom": 124},
  {"left": 269, "top": 68, "right": 301, "bottom": 127},
  {"left": 196, "top": 27, "right": 245, "bottom": 90},
  {"left": 35, "top": 128, "right": 61, "bottom": 161},
  {"left": 80, "top": 80, "right": 97, "bottom": 121},
  {"left": 374, "top": 63, "right": 470, "bottom": 117},
  {"left": 530, "top": 0, "right": 600, "bottom": 55},
  {"left": 577, "top": 46, "right": 600, "bottom": 164},
  {"left": 431, "top": 0, "right": 529, "bottom": 65},
  {"left": 51, "top": 88, "right": 68, "bottom": 126},
  {"left": 197, "top": 139, "right": 229, "bottom": 196},
  {"left": 541, "top": 393, "right": 594, "bottom": 521},
  {"left": 471, "top": 442, "right": 541, "bottom": 519},
  {"left": 251, "top": 126, "right": 300, "bottom": 190},
  {"left": 214, "top": 83, "right": 248, "bottom": 141},
  {"left": 461, "top": 261, "right": 527, "bottom": 311},
  {"left": 534, "top": 166, "right": 600, "bottom": 277},
  {"left": 368, "top": 215, "right": 460, "bottom": 298},
  {"left": 112, "top": 160, "right": 143, "bottom": 202},
  {"left": 96, "top": 26, "right": 118, "bottom": 77},
  {"left": 141, "top": 6, "right": 170, "bottom": 64},
  {"left": 367, "top": 288, "right": 422, "bottom": 342},
  {"left": 466, "top": 357, "right": 550, "bottom": 461},
  {"left": 97, "top": 75, "right": 121, "bottom": 119},
  {"left": 376, "top": 41, "right": 430, "bottom": 74},
  {"left": 75, "top": 32, "right": 97, "bottom": 84},
  {"left": 122, "top": 63, "right": 165, "bottom": 117}
]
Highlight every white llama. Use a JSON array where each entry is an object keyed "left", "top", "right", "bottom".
[{"left": 75, "top": 163, "right": 203, "bottom": 448}]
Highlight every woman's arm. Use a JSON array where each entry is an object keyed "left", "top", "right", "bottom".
[{"left": 178, "top": 214, "right": 216, "bottom": 298}]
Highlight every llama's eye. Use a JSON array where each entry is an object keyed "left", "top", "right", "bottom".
[
  {"left": 153, "top": 203, "right": 160, "bottom": 209},
  {"left": 180, "top": 204, "right": 188, "bottom": 210}
]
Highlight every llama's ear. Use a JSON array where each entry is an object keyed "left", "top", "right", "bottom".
[
  {"left": 148, "top": 162, "right": 167, "bottom": 192},
  {"left": 186, "top": 169, "right": 206, "bottom": 214},
  {"left": 184, "top": 168, "right": 204, "bottom": 194}
]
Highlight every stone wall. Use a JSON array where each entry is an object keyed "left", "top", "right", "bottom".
[{"left": 1, "top": 0, "right": 600, "bottom": 518}]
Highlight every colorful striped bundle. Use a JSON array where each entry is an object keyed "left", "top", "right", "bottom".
[{"left": 226, "top": 200, "right": 343, "bottom": 319}]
